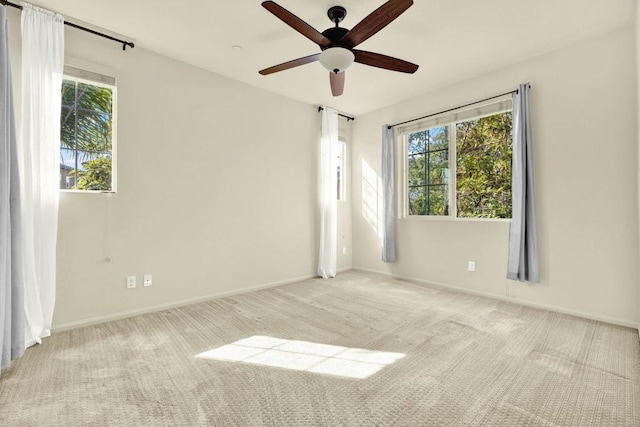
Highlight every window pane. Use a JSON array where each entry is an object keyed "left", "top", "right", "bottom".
[
  {"left": 428, "top": 185, "right": 448, "bottom": 216},
  {"left": 408, "top": 131, "right": 426, "bottom": 154},
  {"left": 77, "top": 83, "right": 112, "bottom": 115},
  {"left": 61, "top": 80, "right": 76, "bottom": 107},
  {"left": 336, "top": 141, "right": 346, "bottom": 201},
  {"left": 73, "top": 151, "right": 112, "bottom": 191},
  {"left": 456, "top": 112, "right": 512, "bottom": 218},
  {"left": 408, "top": 187, "right": 426, "bottom": 215},
  {"left": 60, "top": 105, "right": 76, "bottom": 149},
  {"left": 408, "top": 154, "right": 426, "bottom": 186},
  {"left": 76, "top": 150, "right": 100, "bottom": 164},
  {"left": 427, "top": 126, "right": 449, "bottom": 151},
  {"left": 428, "top": 151, "right": 448, "bottom": 185},
  {"left": 76, "top": 109, "right": 112, "bottom": 152},
  {"left": 60, "top": 148, "right": 77, "bottom": 190},
  {"left": 407, "top": 125, "right": 450, "bottom": 216}
]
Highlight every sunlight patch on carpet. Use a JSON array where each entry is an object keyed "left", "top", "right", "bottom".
[{"left": 196, "top": 336, "right": 405, "bottom": 379}]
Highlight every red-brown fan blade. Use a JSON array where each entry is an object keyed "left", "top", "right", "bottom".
[
  {"left": 353, "top": 50, "right": 418, "bottom": 74},
  {"left": 259, "top": 53, "right": 321, "bottom": 75},
  {"left": 340, "top": 0, "right": 413, "bottom": 48},
  {"left": 330, "top": 72, "right": 345, "bottom": 97},
  {"left": 262, "top": 1, "right": 332, "bottom": 48}
]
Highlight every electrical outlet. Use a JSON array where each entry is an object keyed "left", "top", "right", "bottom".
[
  {"left": 126, "top": 276, "right": 136, "bottom": 289},
  {"left": 144, "top": 274, "right": 152, "bottom": 287},
  {"left": 468, "top": 261, "right": 476, "bottom": 272}
]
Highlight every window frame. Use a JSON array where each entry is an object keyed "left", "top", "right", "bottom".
[
  {"left": 60, "top": 69, "right": 118, "bottom": 193},
  {"left": 397, "top": 99, "right": 512, "bottom": 222}
]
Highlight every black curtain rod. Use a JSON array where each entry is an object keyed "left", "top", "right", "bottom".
[
  {"left": 318, "top": 106, "right": 354, "bottom": 122},
  {"left": 1, "top": 0, "right": 135, "bottom": 50},
  {"left": 387, "top": 87, "right": 527, "bottom": 129}
]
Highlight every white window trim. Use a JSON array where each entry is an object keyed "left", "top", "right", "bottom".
[
  {"left": 60, "top": 68, "right": 118, "bottom": 194},
  {"left": 397, "top": 96, "right": 513, "bottom": 221}
]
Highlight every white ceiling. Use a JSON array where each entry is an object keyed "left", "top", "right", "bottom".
[{"left": 28, "top": 0, "right": 635, "bottom": 116}]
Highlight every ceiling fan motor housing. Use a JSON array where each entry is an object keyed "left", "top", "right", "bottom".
[{"left": 321, "top": 27, "right": 349, "bottom": 48}]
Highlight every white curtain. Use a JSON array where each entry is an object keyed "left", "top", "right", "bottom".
[
  {"left": 507, "top": 83, "right": 539, "bottom": 282},
  {"left": 381, "top": 125, "right": 396, "bottom": 262},
  {"left": 318, "top": 107, "right": 338, "bottom": 279},
  {"left": 19, "top": 2, "right": 64, "bottom": 347},
  {"left": 1, "top": 4, "right": 25, "bottom": 371}
]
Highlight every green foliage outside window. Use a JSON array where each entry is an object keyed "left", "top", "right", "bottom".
[
  {"left": 67, "top": 156, "right": 112, "bottom": 191},
  {"left": 456, "top": 112, "right": 512, "bottom": 218},
  {"left": 407, "top": 111, "right": 512, "bottom": 218}
]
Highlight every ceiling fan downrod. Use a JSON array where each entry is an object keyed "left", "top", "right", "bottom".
[{"left": 327, "top": 6, "right": 347, "bottom": 27}]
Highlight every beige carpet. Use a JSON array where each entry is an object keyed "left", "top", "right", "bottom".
[{"left": 1, "top": 271, "right": 638, "bottom": 426}]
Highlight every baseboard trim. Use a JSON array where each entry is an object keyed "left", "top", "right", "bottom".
[
  {"left": 353, "top": 267, "right": 639, "bottom": 330},
  {"left": 53, "top": 267, "right": 355, "bottom": 332},
  {"left": 52, "top": 272, "right": 326, "bottom": 332}
]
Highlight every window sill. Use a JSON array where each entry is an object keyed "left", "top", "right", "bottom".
[
  {"left": 400, "top": 215, "right": 511, "bottom": 223},
  {"left": 59, "top": 190, "right": 116, "bottom": 194}
]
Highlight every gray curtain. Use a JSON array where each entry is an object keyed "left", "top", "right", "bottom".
[
  {"left": 382, "top": 125, "right": 396, "bottom": 263},
  {"left": 507, "top": 83, "right": 539, "bottom": 282},
  {"left": 0, "top": 5, "right": 25, "bottom": 371}
]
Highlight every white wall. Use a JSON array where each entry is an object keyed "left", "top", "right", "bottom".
[
  {"left": 6, "top": 8, "right": 352, "bottom": 329},
  {"left": 352, "top": 26, "right": 639, "bottom": 327}
]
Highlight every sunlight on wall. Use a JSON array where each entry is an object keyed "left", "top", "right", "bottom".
[
  {"left": 361, "top": 159, "right": 384, "bottom": 242},
  {"left": 196, "top": 336, "right": 405, "bottom": 379}
]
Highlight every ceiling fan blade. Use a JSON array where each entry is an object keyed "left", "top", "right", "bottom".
[
  {"left": 353, "top": 49, "right": 418, "bottom": 73},
  {"left": 340, "top": 0, "right": 413, "bottom": 48},
  {"left": 330, "top": 72, "right": 345, "bottom": 97},
  {"left": 259, "top": 53, "right": 321, "bottom": 75},
  {"left": 262, "top": 1, "right": 332, "bottom": 48}
]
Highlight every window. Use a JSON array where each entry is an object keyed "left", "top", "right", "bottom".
[
  {"left": 401, "top": 98, "right": 512, "bottom": 219},
  {"left": 60, "top": 66, "right": 116, "bottom": 191},
  {"left": 407, "top": 126, "right": 450, "bottom": 215},
  {"left": 336, "top": 140, "right": 346, "bottom": 201}
]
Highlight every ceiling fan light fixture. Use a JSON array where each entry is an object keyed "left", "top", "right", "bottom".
[{"left": 319, "top": 47, "right": 355, "bottom": 74}]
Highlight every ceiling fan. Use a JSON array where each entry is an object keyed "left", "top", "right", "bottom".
[{"left": 259, "top": 0, "right": 419, "bottom": 97}]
